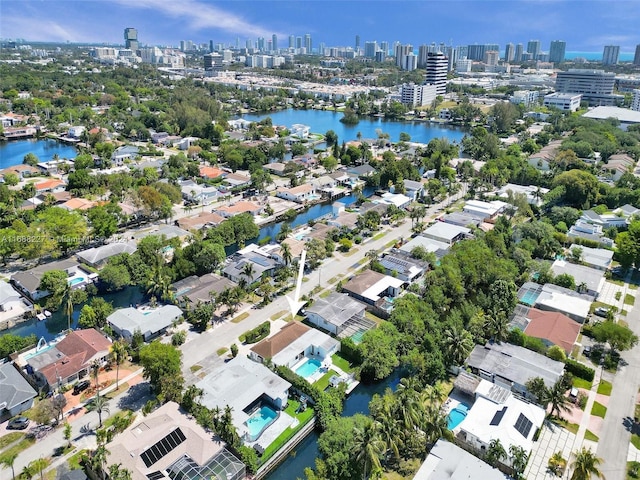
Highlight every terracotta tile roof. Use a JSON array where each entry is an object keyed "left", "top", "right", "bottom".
[
  {"left": 35, "top": 179, "right": 65, "bottom": 191},
  {"left": 250, "top": 322, "right": 311, "bottom": 359},
  {"left": 524, "top": 308, "right": 581, "bottom": 354},
  {"left": 62, "top": 198, "right": 95, "bottom": 210},
  {"left": 216, "top": 201, "right": 261, "bottom": 215},
  {"left": 38, "top": 329, "right": 111, "bottom": 384},
  {"left": 177, "top": 211, "right": 225, "bottom": 230},
  {"left": 199, "top": 166, "right": 224, "bottom": 179}
]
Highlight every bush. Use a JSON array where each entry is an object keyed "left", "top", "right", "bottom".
[
  {"left": 243, "top": 321, "right": 271, "bottom": 344},
  {"left": 230, "top": 343, "right": 238, "bottom": 358},
  {"left": 238, "top": 445, "right": 259, "bottom": 474},
  {"left": 171, "top": 331, "right": 186, "bottom": 346},
  {"left": 565, "top": 358, "right": 595, "bottom": 381},
  {"left": 339, "top": 337, "right": 362, "bottom": 365}
]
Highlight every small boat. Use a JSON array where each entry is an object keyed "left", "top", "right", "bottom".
[
  {"left": 36, "top": 313, "right": 47, "bottom": 321},
  {"left": 43, "top": 310, "right": 52, "bottom": 317}
]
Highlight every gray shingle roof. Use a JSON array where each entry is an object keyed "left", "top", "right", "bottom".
[
  {"left": 0, "top": 362, "right": 37, "bottom": 410},
  {"left": 77, "top": 241, "right": 137, "bottom": 266},
  {"left": 306, "top": 292, "right": 365, "bottom": 328}
]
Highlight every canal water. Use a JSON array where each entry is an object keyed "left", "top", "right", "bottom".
[
  {"left": 265, "top": 370, "right": 403, "bottom": 480},
  {"left": 241, "top": 109, "right": 465, "bottom": 144},
  {"left": 0, "top": 138, "right": 78, "bottom": 169}
]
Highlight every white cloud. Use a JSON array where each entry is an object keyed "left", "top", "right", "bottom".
[{"left": 2, "top": 15, "right": 84, "bottom": 42}]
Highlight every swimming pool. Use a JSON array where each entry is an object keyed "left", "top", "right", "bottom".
[
  {"left": 68, "top": 277, "right": 86, "bottom": 287},
  {"left": 246, "top": 405, "right": 278, "bottom": 440},
  {"left": 520, "top": 290, "right": 540, "bottom": 306},
  {"left": 350, "top": 331, "right": 365, "bottom": 344},
  {"left": 447, "top": 403, "right": 470, "bottom": 430},
  {"left": 295, "top": 358, "right": 322, "bottom": 378}
]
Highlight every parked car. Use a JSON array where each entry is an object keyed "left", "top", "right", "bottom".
[
  {"left": 583, "top": 345, "right": 592, "bottom": 357},
  {"left": 7, "top": 416, "right": 30, "bottom": 430},
  {"left": 594, "top": 307, "right": 610, "bottom": 318},
  {"left": 73, "top": 380, "right": 91, "bottom": 395}
]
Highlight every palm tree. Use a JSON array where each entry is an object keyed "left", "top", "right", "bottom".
[
  {"left": 353, "top": 420, "right": 385, "bottom": 480},
  {"left": 443, "top": 325, "right": 474, "bottom": 366},
  {"left": 281, "top": 242, "right": 292, "bottom": 266},
  {"left": 422, "top": 405, "right": 451, "bottom": 447},
  {"left": 0, "top": 452, "right": 18, "bottom": 480},
  {"left": 545, "top": 379, "right": 572, "bottom": 420},
  {"left": 395, "top": 377, "right": 423, "bottom": 430},
  {"left": 569, "top": 448, "right": 605, "bottom": 480},
  {"left": 64, "top": 286, "right": 74, "bottom": 332},
  {"left": 241, "top": 262, "right": 255, "bottom": 288},
  {"left": 485, "top": 314, "right": 510, "bottom": 343},
  {"left": 21, "top": 464, "right": 35, "bottom": 480},
  {"left": 91, "top": 359, "right": 101, "bottom": 395},
  {"left": 87, "top": 395, "right": 110, "bottom": 428},
  {"left": 509, "top": 444, "right": 529, "bottom": 479},
  {"left": 485, "top": 438, "right": 507, "bottom": 467},
  {"left": 28, "top": 458, "right": 49, "bottom": 480},
  {"left": 111, "top": 340, "right": 127, "bottom": 390}
]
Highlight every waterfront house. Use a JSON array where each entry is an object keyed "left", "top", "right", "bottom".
[
  {"left": 342, "top": 269, "right": 403, "bottom": 317},
  {"left": 276, "top": 184, "right": 317, "bottom": 203},
  {"left": 347, "top": 164, "right": 376, "bottom": 178},
  {"left": 0, "top": 280, "right": 33, "bottom": 324},
  {"left": 77, "top": 241, "right": 137, "bottom": 269},
  {"left": 34, "top": 178, "right": 66, "bottom": 194},
  {"left": 249, "top": 322, "right": 339, "bottom": 371},
  {"left": 107, "top": 305, "right": 183, "bottom": 342},
  {"left": 11, "top": 259, "right": 95, "bottom": 300},
  {"left": 106, "top": 401, "right": 245, "bottom": 480},
  {"left": 170, "top": 273, "right": 236, "bottom": 307},
  {"left": 422, "top": 222, "right": 471, "bottom": 245},
  {"left": 177, "top": 211, "right": 225, "bottom": 231},
  {"left": 110, "top": 145, "right": 139, "bottom": 165},
  {"left": 222, "top": 249, "right": 280, "bottom": 285},
  {"left": 214, "top": 201, "right": 263, "bottom": 218},
  {"left": 0, "top": 362, "right": 38, "bottom": 421},
  {"left": 305, "top": 292, "right": 371, "bottom": 337},
  {"left": 263, "top": 162, "right": 288, "bottom": 176}
]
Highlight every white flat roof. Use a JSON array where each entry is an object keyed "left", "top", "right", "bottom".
[
  {"left": 361, "top": 276, "right": 404, "bottom": 302},
  {"left": 535, "top": 290, "right": 592, "bottom": 319},
  {"left": 583, "top": 106, "right": 640, "bottom": 123}
]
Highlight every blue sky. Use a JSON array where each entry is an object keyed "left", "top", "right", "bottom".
[{"left": 1, "top": 0, "right": 638, "bottom": 52}]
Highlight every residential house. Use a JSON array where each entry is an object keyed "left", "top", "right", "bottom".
[
  {"left": 60, "top": 198, "right": 96, "bottom": 211},
  {"left": 34, "top": 179, "right": 66, "bottom": 194},
  {"left": 106, "top": 401, "right": 245, "bottom": 480},
  {"left": 327, "top": 210, "right": 360, "bottom": 230},
  {"left": 0, "top": 164, "right": 40, "bottom": 180},
  {"left": 568, "top": 244, "right": 613, "bottom": 270},
  {"left": 263, "top": 162, "right": 288, "bottom": 176},
  {"left": 67, "top": 126, "right": 86, "bottom": 139},
  {"left": 150, "top": 131, "right": 170, "bottom": 144},
  {"left": 199, "top": 166, "right": 225, "bottom": 180},
  {"left": 567, "top": 219, "right": 614, "bottom": 247},
  {"left": 131, "top": 225, "right": 191, "bottom": 243},
  {"left": 221, "top": 172, "right": 251, "bottom": 191},
  {"left": 329, "top": 170, "right": 350, "bottom": 186},
  {"left": 347, "top": 164, "right": 376, "bottom": 178},
  {"left": 422, "top": 222, "right": 471, "bottom": 245},
  {"left": 614, "top": 204, "right": 640, "bottom": 219},
  {"left": 11, "top": 259, "right": 95, "bottom": 300},
  {"left": 107, "top": 305, "right": 183, "bottom": 342},
  {"left": 550, "top": 259, "right": 605, "bottom": 297},
  {"left": 342, "top": 269, "right": 404, "bottom": 317},
  {"left": 440, "top": 212, "right": 482, "bottom": 228},
  {"left": 271, "top": 238, "right": 306, "bottom": 265},
  {"left": 456, "top": 377, "right": 546, "bottom": 470},
  {"left": 528, "top": 140, "right": 561, "bottom": 171},
  {"left": 223, "top": 250, "right": 280, "bottom": 285},
  {"left": 215, "top": 200, "right": 263, "bottom": 218},
  {"left": 377, "top": 192, "right": 412, "bottom": 209},
  {"left": 177, "top": 211, "right": 225, "bottom": 231},
  {"left": 399, "top": 235, "right": 450, "bottom": 259},
  {"left": 196, "top": 356, "right": 291, "bottom": 443},
  {"left": 603, "top": 153, "right": 636, "bottom": 181},
  {"left": 518, "top": 282, "right": 593, "bottom": 323},
  {"left": 20, "top": 329, "right": 112, "bottom": 390},
  {"left": 579, "top": 209, "right": 628, "bottom": 229},
  {"left": 310, "top": 175, "right": 337, "bottom": 196},
  {"left": 170, "top": 273, "right": 236, "bottom": 306},
  {"left": 249, "top": 322, "right": 339, "bottom": 370},
  {"left": 179, "top": 180, "right": 221, "bottom": 205},
  {"left": 276, "top": 184, "right": 316, "bottom": 203},
  {"left": 400, "top": 179, "right": 424, "bottom": 201},
  {"left": 466, "top": 342, "right": 565, "bottom": 396},
  {"left": 413, "top": 439, "right": 508, "bottom": 480},
  {"left": 77, "top": 241, "right": 137, "bottom": 269},
  {"left": 290, "top": 124, "right": 310, "bottom": 138},
  {"left": 2, "top": 127, "right": 37, "bottom": 139},
  {"left": 378, "top": 250, "right": 429, "bottom": 282},
  {"left": 0, "top": 362, "right": 37, "bottom": 421},
  {"left": 463, "top": 200, "right": 508, "bottom": 221},
  {"left": 496, "top": 183, "right": 549, "bottom": 206},
  {"left": 512, "top": 307, "right": 581, "bottom": 355},
  {"left": 0, "top": 281, "right": 32, "bottom": 324},
  {"left": 111, "top": 145, "right": 139, "bottom": 165},
  {"left": 305, "top": 292, "right": 369, "bottom": 337}
]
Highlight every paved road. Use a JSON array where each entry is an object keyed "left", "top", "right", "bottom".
[
  {"left": 180, "top": 193, "right": 461, "bottom": 379},
  {"left": 596, "top": 291, "right": 640, "bottom": 480}
]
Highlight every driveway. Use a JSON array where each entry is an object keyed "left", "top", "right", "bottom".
[{"left": 525, "top": 420, "right": 577, "bottom": 480}]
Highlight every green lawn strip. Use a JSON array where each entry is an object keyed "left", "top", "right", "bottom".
[
  {"left": 372, "top": 232, "right": 387, "bottom": 241},
  {"left": 625, "top": 294, "right": 636, "bottom": 306},
  {"left": 607, "top": 278, "right": 626, "bottom": 287},
  {"left": 584, "top": 430, "right": 599, "bottom": 442},
  {"left": 191, "top": 364, "right": 204, "bottom": 372},
  {"left": 319, "top": 290, "right": 331, "bottom": 299},
  {"left": 591, "top": 401, "right": 607, "bottom": 418},
  {"left": 231, "top": 312, "right": 250, "bottom": 323},
  {"left": 385, "top": 239, "right": 397, "bottom": 248},
  {"left": 554, "top": 419, "right": 579, "bottom": 434},
  {"left": 573, "top": 378, "right": 593, "bottom": 390},
  {"left": 597, "top": 380, "right": 612, "bottom": 396},
  {"left": 315, "top": 370, "right": 339, "bottom": 391},
  {"left": 331, "top": 353, "right": 353, "bottom": 373},
  {"left": 628, "top": 461, "right": 640, "bottom": 479},
  {"left": 0, "top": 432, "right": 24, "bottom": 451},
  {"left": 342, "top": 248, "right": 359, "bottom": 257},
  {"left": 364, "top": 311, "right": 385, "bottom": 324},
  {"left": 632, "top": 434, "right": 640, "bottom": 450},
  {"left": 270, "top": 310, "right": 288, "bottom": 321},
  {"left": 0, "top": 437, "right": 36, "bottom": 463},
  {"left": 259, "top": 402, "right": 315, "bottom": 465},
  {"left": 67, "top": 449, "right": 88, "bottom": 470}
]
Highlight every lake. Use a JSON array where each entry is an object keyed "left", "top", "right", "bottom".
[
  {"left": 0, "top": 138, "right": 78, "bottom": 170},
  {"left": 241, "top": 109, "right": 465, "bottom": 144}
]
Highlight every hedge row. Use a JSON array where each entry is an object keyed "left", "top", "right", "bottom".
[
  {"left": 243, "top": 321, "right": 271, "bottom": 344},
  {"left": 565, "top": 358, "right": 595, "bottom": 381}
]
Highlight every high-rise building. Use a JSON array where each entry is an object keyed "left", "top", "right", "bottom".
[
  {"left": 484, "top": 50, "right": 499, "bottom": 66},
  {"left": 209, "top": 40, "right": 214, "bottom": 53},
  {"left": 272, "top": 34, "right": 278, "bottom": 52},
  {"left": 395, "top": 44, "right": 412, "bottom": 67},
  {"left": 632, "top": 89, "right": 640, "bottom": 112},
  {"left": 355, "top": 35, "right": 360, "bottom": 51},
  {"left": 602, "top": 45, "right": 620, "bottom": 65},
  {"left": 380, "top": 42, "right": 389, "bottom": 55},
  {"left": 504, "top": 43, "right": 515, "bottom": 62},
  {"left": 514, "top": 43, "right": 524, "bottom": 62},
  {"left": 443, "top": 45, "right": 458, "bottom": 71},
  {"left": 364, "top": 41, "right": 378, "bottom": 59},
  {"left": 555, "top": 69, "right": 621, "bottom": 106},
  {"left": 246, "top": 39, "right": 253, "bottom": 50},
  {"left": 400, "top": 83, "right": 437, "bottom": 106},
  {"left": 124, "top": 27, "right": 138, "bottom": 51},
  {"left": 296, "top": 36, "right": 302, "bottom": 49},
  {"left": 527, "top": 40, "right": 541, "bottom": 59},
  {"left": 549, "top": 40, "right": 566, "bottom": 64},
  {"left": 304, "top": 34, "right": 312, "bottom": 54},
  {"left": 319, "top": 42, "right": 325, "bottom": 55},
  {"left": 179, "top": 40, "right": 186, "bottom": 52},
  {"left": 289, "top": 35, "right": 295, "bottom": 49},
  {"left": 634, "top": 45, "right": 640, "bottom": 66},
  {"left": 425, "top": 52, "right": 448, "bottom": 95}
]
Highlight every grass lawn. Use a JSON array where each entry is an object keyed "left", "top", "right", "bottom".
[
  {"left": 372, "top": 232, "right": 387, "bottom": 241},
  {"left": 607, "top": 278, "right": 626, "bottom": 287},
  {"left": 625, "top": 294, "right": 636, "bottom": 306},
  {"left": 590, "top": 301, "right": 617, "bottom": 313},
  {"left": 364, "top": 311, "right": 385, "bottom": 324},
  {"left": 259, "top": 401, "right": 315, "bottom": 465},
  {"left": 0, "top": 432, "right": 24, "bottom": 450},
  {"left": 554, "top": 419, "right": 579, "bottom": 434},
  {"left": 315, "top": 370, "right": 339, "bottom": 391},
  {"left": 342, "top": 248, "right": 359, "bottom": 257},
  {"left": 231, "top": 312, "right": 250, "bottom": 323},
  {"left": 382, "top": 458, "right": 421, "bottom": 479},
  {"left": 191, "top": 364, "right": 204, "bottom": 372},
  {"left": 331, "top": 353, "right": 354, "bottom": 373},
  {"left": 0, "top": 437, "right": 35, "bottom": 464},
  {"left": 628, "top": 461, "right": 640, "bottom": 479},
  {"left": 585, "top": 430, "right": 599, "bottom": 442},
  {"left": 591, "top": 401, "right": 607, "bottom": 418},
  {"left": 270, "top": 310, "right": 287, "bottom": 321},
  {"left": 319, "top": 290, "right": 332, "bottom": 298},
  {"left": 632, "top": 434, "right": 640, "bottom": 450},
  {"left": 597, "top": 380, "right": 613, "bottom": 396},
  {"left": 67, "top": 449, "right": 88, "bottom": 470},
  {"left": 573, "top": 378, "right": 593, "bottom": 390},
  {"left": 385, "top": 239, "right": 397, "bottom": 248}
]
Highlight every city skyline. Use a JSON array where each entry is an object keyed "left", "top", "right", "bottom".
[{"left": 2, "top": 0, "right": 639, "bottom": 53}]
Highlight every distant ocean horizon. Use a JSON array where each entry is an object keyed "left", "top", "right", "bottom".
[{"left": 564, "top": 51, "right": 635, "bottom": 61}]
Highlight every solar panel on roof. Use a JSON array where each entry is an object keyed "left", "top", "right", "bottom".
[
  {"left": 140, "top": 428, "right": 186, "bottom": 468},
  {"left": 514, "top": 413, "right": 533, "bottom": 438},
  {"left": 490, "top": 406, "right": 508, "bottom": 426},
  {"left": 250, "top": 255, "right": 272, "bottom": 267}
]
